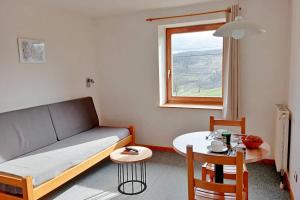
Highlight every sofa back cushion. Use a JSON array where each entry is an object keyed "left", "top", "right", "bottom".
[
  {"left": 48, "top": 97, "right": 99, "bottom": 140},
  {"left": 0, "top": 106, "right": 57, "bottom": 164}
]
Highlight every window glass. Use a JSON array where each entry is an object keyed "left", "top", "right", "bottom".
[{"left": 171, "top": 30, "right": 223, "bottom": 97}]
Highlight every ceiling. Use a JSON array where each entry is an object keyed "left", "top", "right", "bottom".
[{"left": 28, "top": 0, "right": 214, "bottom": 18}]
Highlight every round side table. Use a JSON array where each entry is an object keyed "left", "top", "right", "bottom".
[{"left": 110, "top": 146, "right": 152, "bottom": 195}]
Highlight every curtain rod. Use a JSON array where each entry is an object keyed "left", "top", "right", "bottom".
[{"left": 146, "top": 8, "right": 231, "bottom": 22}]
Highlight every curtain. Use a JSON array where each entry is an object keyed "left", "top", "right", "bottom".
[{"left": 222, "top": 5, "right": 240, "bottom": 120}]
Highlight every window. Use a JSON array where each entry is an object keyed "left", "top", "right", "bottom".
[{"left": 166, "top": 23, "right": 224, "bottom": 105}]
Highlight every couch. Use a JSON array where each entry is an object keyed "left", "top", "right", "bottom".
[{"left": 0, "top": 97, "right": 134, "bottom": 200}]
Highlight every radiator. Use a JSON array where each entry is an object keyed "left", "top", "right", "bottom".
[{"left": 274, "top": 104, "right": 290, "bottom": 173}]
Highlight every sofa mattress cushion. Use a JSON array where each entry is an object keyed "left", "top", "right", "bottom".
[
  {"left": 49, "top": 97, "right": 99, "bottom": 140},
  {"left": 0, "top": 106, "right": 57, "bottom": 164},
  {"left": 0, "top": 127, "right": 129, "bottom": 189}
]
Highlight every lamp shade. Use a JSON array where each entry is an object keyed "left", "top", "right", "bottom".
[{"left": 213, "top": 16, "right": 266, "bottom": 39}]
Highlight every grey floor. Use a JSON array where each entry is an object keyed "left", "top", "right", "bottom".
[{"left": 42, "top": 151, "right": 290, "bottom": 200}]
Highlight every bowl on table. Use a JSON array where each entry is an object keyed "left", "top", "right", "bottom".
[{"left": 242, "top": 135, "right": 263, "bottom": 149}]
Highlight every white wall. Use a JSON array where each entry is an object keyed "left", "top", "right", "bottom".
[
  {"left": 238, "top": 0, "right": 290, "bottom": 155},
  {"left": 0, "top": 0, "right": 99, "bottom": 113},
  {"left": 95, "top": 0, "right": 290, "bottom": 151},
  {"left": 288, "top": 0, "right": 300, "bottom": 198},
  {"left": 0, "top": 0, "right": 295, "bottom": 194}
]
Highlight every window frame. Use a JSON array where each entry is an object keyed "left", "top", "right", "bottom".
[{"left": 166, "top": 22, "right": 225, "bottom": 105}]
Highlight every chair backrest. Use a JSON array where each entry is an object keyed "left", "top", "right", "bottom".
[
  {"left": 210, "top": 116, "right": 246, "bottom": 134},
  {"left": 186, "top": 145, "right": 244, "bottom": 200}
]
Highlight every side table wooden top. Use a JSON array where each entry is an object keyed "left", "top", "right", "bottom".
[{"left": 110, "top": 146, "right": 152, "bottom": 164}]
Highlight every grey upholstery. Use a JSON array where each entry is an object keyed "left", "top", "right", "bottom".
[
  {"left": 0, "top": 97, "right": 127, "bottom": 196},
  {"left": 49, "top": 97, "right": 99, "bottom": 140},
  {"left": 0, "top": 127, "right": 129, "bottom": 191},
  {"left": 0, "top": 106, "right": 57, "bottom": 164}
]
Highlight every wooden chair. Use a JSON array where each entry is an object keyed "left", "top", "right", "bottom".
[
  {"left": 187, "top": 145, "right": 246, "bottom": 200},
  {"left": 209, "top": 116, "right": 246, "bottom": 134},
  {"left": 202, "top": 116, "right": 248, "bottom": 199}
]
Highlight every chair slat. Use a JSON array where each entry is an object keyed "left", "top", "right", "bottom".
[
  {"left": 194, "top": 153, "right": 236, "bottom": 165},
  {"left": 195, "top": 189, "right": 237, "bottom": 200},
  {"left": 195, "top": 179, "right": 236, "bottom": 193},
  {"left": 214, "top": 120, "right": 242, "bottom": 126},
  {"left": 210, "top": 116, "right": 246, "bottom": 134}
]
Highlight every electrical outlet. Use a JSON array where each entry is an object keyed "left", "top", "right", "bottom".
[{"left": 294, "top": 171, "right": 298, "bottom": 183}]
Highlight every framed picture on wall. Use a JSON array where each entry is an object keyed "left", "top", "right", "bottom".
[{"left": 17, "top": 38, "right": 46, "bottom": 64}]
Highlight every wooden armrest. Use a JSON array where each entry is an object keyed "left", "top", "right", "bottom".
[
  {"left": 101, "top": 125, "right": 134, "bottom": 134},
  {"left": 0, "top": 173, "right": 34, "bottom": 200},
  {"left": 101, "top": 125, "right": 135, "bottom": 144},
  {"left": 101, "top": 125, "right": 133, "bottom": 131},
  {"left": 101, "top": 125, "right": 127, "bottom": 128},
  {"left": 0, "top": 172, "right": 26, "bottom": 187}
]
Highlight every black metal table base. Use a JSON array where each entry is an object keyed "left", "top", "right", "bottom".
[
  {"left": 215, "top": 164, "right": 224, "bottom": 183},
  {"left": 117, "top": 162, "right": 147, "bottom": 195}
]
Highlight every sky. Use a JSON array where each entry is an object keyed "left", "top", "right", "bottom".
[{"left": 172, "top": 30, "right": 223, "bottom": 53}]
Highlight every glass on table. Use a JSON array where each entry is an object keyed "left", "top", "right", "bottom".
[{"left": 206, "top": 131, "right": 223, "bottom": 141}]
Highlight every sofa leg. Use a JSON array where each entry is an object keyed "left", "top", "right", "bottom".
[{"left": 23, "top": 176, "right": 34, "bottom": 200}]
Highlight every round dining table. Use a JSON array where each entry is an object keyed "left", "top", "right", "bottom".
[{"left": 173, "top": 131, "right": 271, "bottom": 183}]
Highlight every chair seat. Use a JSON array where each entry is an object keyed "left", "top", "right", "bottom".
[{"left": 195, "top": 188, "right": 246, "bottom": 200}]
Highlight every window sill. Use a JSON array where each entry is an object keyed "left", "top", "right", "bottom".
[{"left": 159, "top": 103, "right": 223, "bottom": 110}]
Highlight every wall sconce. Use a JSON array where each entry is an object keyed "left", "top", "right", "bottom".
[{"left": 86, "top": 78, "right": 95, "bottom": 88}]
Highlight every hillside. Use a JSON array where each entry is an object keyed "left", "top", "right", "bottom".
[{"left": 172, "top": 49, "right": 222, "bottom": 97}]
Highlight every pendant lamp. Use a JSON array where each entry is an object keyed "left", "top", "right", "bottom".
[{"left": 213, "top": 14, "right": 266, "bottom": 39}]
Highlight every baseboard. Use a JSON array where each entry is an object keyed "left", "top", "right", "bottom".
[
  {"left": 284, "top": 172, "right": 295, "bottom": 200},
  {"left": 136, "top": 144, "right": 175, "bottom": 152},
  {"left": 258, "top": 159, "right": 275, "bottom": 165}
]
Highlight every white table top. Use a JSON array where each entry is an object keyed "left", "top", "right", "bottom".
[{"left": 173, "top": 131, "right": 270, "bottom": 164}]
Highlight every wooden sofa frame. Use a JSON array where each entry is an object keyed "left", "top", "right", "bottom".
[{"left": 0, "top": 126, "right": 135, "bottom": 200}]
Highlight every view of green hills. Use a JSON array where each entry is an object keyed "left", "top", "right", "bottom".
[{"left": 172, "top": 49, "right": 223, "bottom": 97}]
